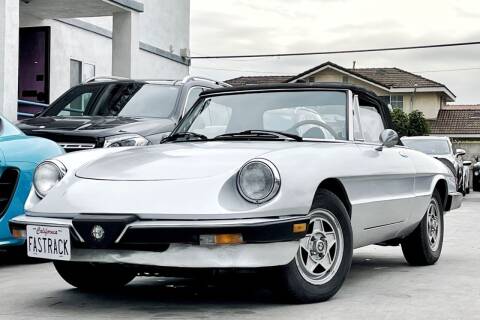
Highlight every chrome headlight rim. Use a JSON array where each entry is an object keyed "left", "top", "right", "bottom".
[
  {"left": 236, "top": 159, "right": 281, "bottom": 204},
  {"left": 33, "top": 159, "right": 67, "bottom": 198}
]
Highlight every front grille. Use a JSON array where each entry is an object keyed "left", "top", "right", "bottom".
[
  {"left": 58, "top": 142, "right": 96, "bottom": 152},
  {"left": 0, "top": 168, "right": 19, "bottom": 219}
]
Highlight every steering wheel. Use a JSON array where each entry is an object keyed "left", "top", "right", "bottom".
[{"left": 287, "top": 120, "right": 338, "bottom": 139}]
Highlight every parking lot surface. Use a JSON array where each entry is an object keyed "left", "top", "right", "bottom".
[{"left": 1, "top": 194, "right": 480, "bottom": 320}]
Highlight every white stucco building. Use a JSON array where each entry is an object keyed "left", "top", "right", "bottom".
[{"left": 0, "top": 0, "right": 190, "bottom": 121}]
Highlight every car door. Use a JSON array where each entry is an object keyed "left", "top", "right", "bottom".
[{"left": 348, "top": 96, "right": 416, "bottom": 245}]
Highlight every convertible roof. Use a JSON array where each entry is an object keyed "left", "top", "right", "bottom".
[{"left": 202, "top": 82, "right": 380, "bottom": 99}]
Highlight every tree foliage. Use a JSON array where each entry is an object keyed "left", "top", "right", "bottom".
[
  {"left": 391, "top": 108, "right": 409, "bottom": 137},
  {"left": 408, "top": 110, "right": 430, "bottom": 136},
  {"left": 390, "top": 108, "right": 429, "bottom": 137}
]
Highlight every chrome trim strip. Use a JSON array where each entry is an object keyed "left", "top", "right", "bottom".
[
  {"left": 58, "top": 143, "right": 96, "bottom": 150},
  {"left": 114, "top": 215, "right": 308, "bottom": 243},
  {"left": 10, "top": 215, "right": 85, "bottom": 243}
]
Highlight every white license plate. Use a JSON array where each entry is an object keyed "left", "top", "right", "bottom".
[{"left": 26, "top": 225, "right": 71, "bottom": 261}]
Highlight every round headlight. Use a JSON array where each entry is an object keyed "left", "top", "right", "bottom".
[
  {"left": 237, "top": 159, "right": 280, "bottom": 203},
  {"left": 33, "top": 160, "right": 66, "bottom": 198}
]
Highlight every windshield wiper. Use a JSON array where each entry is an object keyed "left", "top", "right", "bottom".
[
  {"left": 214, "top": 130, "right": 303, "bottom": 141},
  {"left": 162, "top": 132, "right": 209, "bottom": 143}
]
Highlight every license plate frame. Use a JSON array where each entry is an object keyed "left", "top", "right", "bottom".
[{"left": 26, "top": 225, "right": 71, "bottom": 261}]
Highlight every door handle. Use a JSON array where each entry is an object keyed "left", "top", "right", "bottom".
[{"left": 399, "top": 150, "right": 409, "bottom": 158}]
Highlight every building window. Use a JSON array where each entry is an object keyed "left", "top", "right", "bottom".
[
  {"left": 342, "top": 75, "right": 349, "bottom": 83},
  {"left": 390, "top": 95, "right": 404, "bottom": 110},
  {"left": 308, "top": 76, "right": 315, "bottom": 83},
  {"left": 70, "top": 59, "right": 96, "bottom": 87}
]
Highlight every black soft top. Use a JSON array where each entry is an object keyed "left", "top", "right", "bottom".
[{"left": 201, "top": 82, "right": 393, "bottom": 129}]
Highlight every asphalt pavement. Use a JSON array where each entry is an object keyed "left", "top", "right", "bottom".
[{"left": 1, "top": 194, "right": 479, "bottom": 319}]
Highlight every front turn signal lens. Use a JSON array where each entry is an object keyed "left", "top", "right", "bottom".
[
  {"left": 12, "top": 228, "right": 27, "bottom": 239},
  {"left": 293, "top": 223, "right": 307, "bottom": 233},
  {"left": 200, "top": 233, "right": 244, "bottom": 245}
]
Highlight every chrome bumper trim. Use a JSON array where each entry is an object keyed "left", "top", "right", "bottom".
[
  {"left": 114, "top": 215, "right": 308, "bottom": 243},
  {"left": 9, "top": 215, "right": 85, "bottom": 242},
  {"left": 10, "top": 214, "right": 307, "bottom": 245}
]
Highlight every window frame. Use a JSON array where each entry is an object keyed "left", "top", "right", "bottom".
[
  {"left": 182, "top": 86, "right": 207, "bottom": 116},
  {"left": 390, "top": 95, "right": 404, "bottom": 110},
  {"left": 173, "top": 88, "right": 351, "bottom": 142}
]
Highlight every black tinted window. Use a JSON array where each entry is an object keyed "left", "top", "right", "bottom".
[{"left": 106, "top": 84, "right": 180, "bottom": 118}]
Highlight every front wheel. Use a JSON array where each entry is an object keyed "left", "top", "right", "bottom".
[
  {"left": 277, "top": 190, "right": 353, "bottom": 303},
  {"left": 401, "top": 190, "right": 444, "bottom": 266},
  {"left": 54, "top": 261, "right": 137, "bottom": 291}
]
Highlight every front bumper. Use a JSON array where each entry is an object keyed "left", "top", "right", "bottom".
[
  {"left": 446, "top": 191, "right": 462, "bottom": 211},
  {"left": 9, "top": 214, "right": 307, "bottom": 268}
]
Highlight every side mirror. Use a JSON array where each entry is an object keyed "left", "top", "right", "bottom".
[
  {"left": 456, "top": 149, "right": 466, "bottom": 157},
  {"left": 463, "top": 160, "right": 472, "bottom": 166},
  {"left": 376, "top": 129, "right": 399, "bottom": 151}
]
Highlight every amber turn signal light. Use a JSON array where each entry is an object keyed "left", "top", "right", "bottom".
[
  {"left": 199, "top": 233, "right": 244, "bottom": 245},
  {"left": 12, "top": 228, "right": 27, "bottom": 239},
  {"left": 293, "top": 223, "right": 307, "bottom": 233}
]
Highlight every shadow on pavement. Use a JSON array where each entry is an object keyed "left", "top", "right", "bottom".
[
  {"left": 25, "top": 253, "right": 413, "bottom": 313},
  {"left": 0, "top": 247, "right": 48, "bottom": 267}
]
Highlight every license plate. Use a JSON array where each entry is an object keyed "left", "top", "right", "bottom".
[{"left": 26, "top": 225, "right": 71, "bottom": 261}]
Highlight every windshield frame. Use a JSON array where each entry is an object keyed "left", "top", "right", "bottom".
[{"left": 171, "top": 88, "right": 351, "bottom": 142}]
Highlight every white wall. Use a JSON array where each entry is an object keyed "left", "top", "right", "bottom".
[
  {"left": 19, "top": 0, "right": 190, "bottom": 104},
  {"left": 20, "top": 14, "right": 112, "bottom": 103},
  {"left": 139, "top": 0, "right": 190, "bottom": 59}
]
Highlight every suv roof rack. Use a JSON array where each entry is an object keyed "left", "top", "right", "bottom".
[
  {"left": 85, "top": 76, "right": 129, "bottom": 83},
  {"left": 85, "top": 75, "right": 231, "bottom": 87},
  {"left": 179, "top": 76, "right": 231, "bottom": 87}
]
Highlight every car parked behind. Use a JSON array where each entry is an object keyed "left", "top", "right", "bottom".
[
  {"left": 401, "top": 136, "right": 466, "bottom": 195},
  {"left": 17, "top": 76, "right": 229, "bottom": 152},
  {"left": 0, "top": 115, "right": 63, "bottom": 250}
]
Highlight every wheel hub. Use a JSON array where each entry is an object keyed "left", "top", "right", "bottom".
[{"left": 309, "top": 233, "right": 328, "bottom": 261}]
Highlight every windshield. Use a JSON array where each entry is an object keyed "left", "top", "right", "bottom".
[
  {"left": 402, "top": 139, "right": 451, "bottom": 155},
  {"left": 46, "top": 84, "right": 180, "bottom": 118},
  {"left": 173, "top": 91, "right": 347, "bottom": 141}
]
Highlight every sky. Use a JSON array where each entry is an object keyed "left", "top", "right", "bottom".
[{"left": 190, "top": 0, "right": 480, "bottom": 104}]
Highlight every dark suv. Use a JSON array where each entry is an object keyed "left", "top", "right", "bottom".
[{"left": 17, "top": 76, "right": 229, "bottom": 151}]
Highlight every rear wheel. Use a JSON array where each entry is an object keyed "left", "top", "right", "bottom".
[
  {"left": 401, "top": 190, "right": 444, "bottom": 266},
  {"left": 277, "top": 189, "right": 353, "bottom": 303},
  {"left": 54, "top": 261, "right": 136, "bottom": 291}
]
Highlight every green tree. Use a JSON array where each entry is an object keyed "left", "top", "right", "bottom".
[
  {"left": 408, "top": 110, "right": 430, "bottom": 136},
  {"left": 391, "top": 108, "right": 409, "bottom": 137}
]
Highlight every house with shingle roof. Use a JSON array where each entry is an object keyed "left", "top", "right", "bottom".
[
  {"left": 430, "top": 105, "right": 480, "bottom": 160},
  {"left": 227, "top": 61, "right": 456, "bottom": 119}
]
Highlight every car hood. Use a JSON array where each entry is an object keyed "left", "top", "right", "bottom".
[
  {"left": 17, "top": 116, "right": 175, "bottom": 138},
  {"left": 75, "top": 141, "right": 304, "bottom": 181}
]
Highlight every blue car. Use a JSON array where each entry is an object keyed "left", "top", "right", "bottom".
[{"left": 0, "top": 116, "right": 64, "bottom": 248}]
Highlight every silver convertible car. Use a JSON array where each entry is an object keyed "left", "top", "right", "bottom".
[{"left": 10, "top": 83, "right": 461, "bottom": 303}]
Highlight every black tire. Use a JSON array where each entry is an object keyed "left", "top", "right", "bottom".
[
  {"left": 401, "top": 190, "right": 444, "bottom": 266},
  {"left": 276, "top": 189, "right": 353, "bottom": 303},
  {"left": 54, "top": 261, "right": 136, "bottom": 291}
]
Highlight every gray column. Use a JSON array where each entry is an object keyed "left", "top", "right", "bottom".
[
  {"left": 112, "top": 11, "right": 139, "bottom": 78},
  {"left": 0, "top": 0, "right": 19, "bottom": 121}
]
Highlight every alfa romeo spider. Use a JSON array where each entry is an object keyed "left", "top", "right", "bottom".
[{"left": 10, "top": 83, "right": 461, "bottom": 303}]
